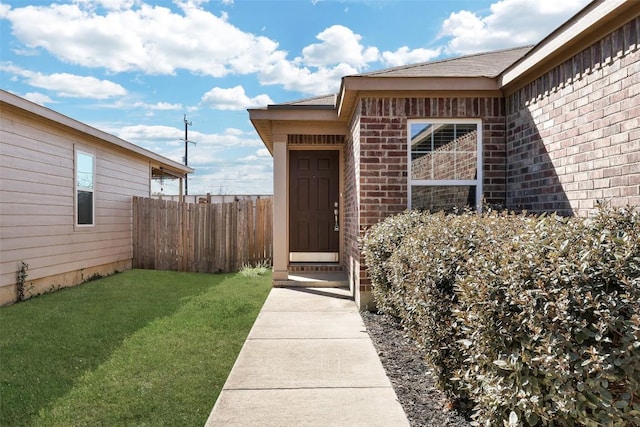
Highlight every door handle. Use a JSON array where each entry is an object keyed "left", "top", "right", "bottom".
[{"left": 333, "top": 202, "right": 339, "bottom": 232}]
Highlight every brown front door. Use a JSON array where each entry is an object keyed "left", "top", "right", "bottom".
[{"left": 289, "top": 150, "right": 339, "bottom": 262}]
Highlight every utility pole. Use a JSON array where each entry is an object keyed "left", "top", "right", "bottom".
[{"left": 183, "top": 114, "right": 195, "bottom": 195}]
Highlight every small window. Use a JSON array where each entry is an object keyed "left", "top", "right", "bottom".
[
  {"left": 76, "top": 150, "right": 95, "bottom": 226},
  {"left": 408, "top": 119, "right": 482, "bottom": 211}
]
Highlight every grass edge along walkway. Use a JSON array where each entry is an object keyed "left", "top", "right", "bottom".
[{"left": 0, "top": 269, "right": 271, "bottom": 427}]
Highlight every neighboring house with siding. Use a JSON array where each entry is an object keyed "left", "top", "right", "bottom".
[
  {"left": 248, "top": 0, "right": 640, "bottom": 309},
  {"left": 0, "top": 90, "right": 192, "bottom": 306}
]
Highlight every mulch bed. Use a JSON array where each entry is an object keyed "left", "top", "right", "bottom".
[{"left": 361, "top": 311, "right": 472, "bottom": 427}]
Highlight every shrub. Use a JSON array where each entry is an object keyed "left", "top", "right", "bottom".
[
  {"left": 360, "top": 210, "right": 429, "bottom": 316},
  {"left": 454, "top": 208, "right": 640, "bottom": 426},
  {"left": 383, "top": 212, "right": 463, "bottom": 394},
  {"left": 362, "top": 206, "right": 640, "bottom": 426},
  {"left": 454, "top": 214, "right": 577, "bottom": 425}
]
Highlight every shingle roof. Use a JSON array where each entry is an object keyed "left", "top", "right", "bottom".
[
  {"left": 276, "top": 94, "right": 336, "bottom": 107},
  {"left": 355, "top": 45, "right": 533, "bottom": 79},
  {"left": 267, "top": 46, "right": 534, "bottom": 108}
]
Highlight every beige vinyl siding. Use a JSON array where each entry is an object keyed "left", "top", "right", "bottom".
[{"left": 0, "top": 105, "right": 151, "bottom": 291}]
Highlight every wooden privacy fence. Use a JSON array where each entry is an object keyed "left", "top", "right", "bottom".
[{"left": 133, "top": 196, "right": 272, "bottom": 273}]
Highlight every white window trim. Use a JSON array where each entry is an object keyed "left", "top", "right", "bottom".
[
  {"left": 75, "top": 149, "right": 96, "bottom": 227},
  {"left": 407, "top": 118, "right": 483, "bottom": 211}
]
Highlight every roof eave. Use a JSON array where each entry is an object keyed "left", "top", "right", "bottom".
[
  {"left": 342, "top": 75, "right": 501, "bottom": 90},
  {"left": 248, "top": 106, "right": 342, "bottom": 154},
  {"left": 248, "top": 106, "right": 338, "bottom": 121},
  {"left": 249, "top": 116, "right": 274, "bottom": 155},
  {"left": 1, "top": 90, "right": 192, "bottom": 176},
  {"left": 266, "top": 104, "right": 336, "bottom": 111},
  {"left": 500, "top": 0, "right": 639, "bottom": 92},
  {"left": 337, "top": 76, "right": 502, "bottom": 119}
]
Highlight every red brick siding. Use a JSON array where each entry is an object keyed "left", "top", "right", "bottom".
[
  {"left": 354, "top": 96, "right": 506, "bottom": 292},
  {"left": 344, "top": 102, "right": 364, "bottom": 290},
  {"left": 358, "top": 96, "right": 505, "bottom": 230},
  {"left": 506, "top": 17, "right": 640, "bottom": 215}
]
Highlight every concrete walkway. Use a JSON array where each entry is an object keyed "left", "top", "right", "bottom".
[{"left": 205, "top": 287, "right": 409, "bottom": 426}]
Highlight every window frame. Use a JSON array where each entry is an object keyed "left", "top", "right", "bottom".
[
  {"left": 75, "top": 149, "right": 96, "bottom": 227},
  {"left": 407, "top": 118, "right": 483, "bottom": 211}
]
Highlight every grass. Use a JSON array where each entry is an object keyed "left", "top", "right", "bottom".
[
  {"left": 0, "top": 269, "right": 271, "bottom": 426},
  {"left": 238, "top": 260, "right": 271, "bottom": 278}
]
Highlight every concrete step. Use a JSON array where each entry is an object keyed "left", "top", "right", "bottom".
[{"left": 274, "top": 271, "right": 349, "bottom": 288}]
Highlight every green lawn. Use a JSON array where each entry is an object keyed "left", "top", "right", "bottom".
[{"left": 0, "top": 269, "right": 271, "bottom": 426}]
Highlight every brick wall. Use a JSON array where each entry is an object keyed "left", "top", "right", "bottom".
[
  {"left": 344, "top": 102, "right": 363, "bottom": 294},
  {"left": 358, "top": 96, "right": 506, "bottom": 230},
  {"left": 351, "top": 96, "right": 506, "bottom": 295},
  {"left": 506, "top": 17, "right": 640, "bottom": 215}
]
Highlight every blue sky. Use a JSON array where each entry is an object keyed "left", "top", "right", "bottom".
[{"left": 0, "top": 0, "right": 590, "bottom": 195}]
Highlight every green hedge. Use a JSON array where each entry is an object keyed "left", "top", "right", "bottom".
[
  {"left": 360, "top": 210, "right": 429, "bottom": 317},
  {"left": 361, "top": 207, "right": 640, "bottom": 426}
]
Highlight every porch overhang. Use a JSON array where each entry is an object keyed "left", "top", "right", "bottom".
[
  {"left": 151, "top": 164, "right": 192, "bottom": 180},
  {"left": 248, "top": 107, "right": 343, "bottom": 154},
  {"left": 336, "top": 76, "right": 503, "bottom": 120}
]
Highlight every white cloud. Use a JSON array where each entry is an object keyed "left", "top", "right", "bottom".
[
  {"left": 440, "top": 0, "right": 591, "bottom": 54},
  {"left": 241, "top": 147, "right": 273, "bottom": 162},
  {"left": 115, "top": 124, "right": 186, "bottom": 164},
  {"left": 194, "top": 127, "right": 264, "bottom": 149},
  {"left": 132, "top": 101, "right": 184, "bottom": 111},
  {"left": 2, "top": 0, "right": 590, "bottom": 101},
  {"left": 302, "top": 25, "right": 379, "bottom": 68},
  {"left": 31, "top": 73, "right": 127, "bottom": 98},
  {"left": 0, "top": 63, "right": 126, "bottom": 99},
  {"left": 22, "top": 92, "right": 56, "bottom": 106},
  {"left": 1, "top": 1, "right": 282, "bottom": 78},
  {"left": 258, "top": 59, "right": 357, "bottom": 95},
  {"left": 201, "top": 86, "right": 274, "bottom": 110},
  {"left": 72, "top": 0, "right": 139, "bottom": 10},
  {"left": 382, "top": 46, "right": 442, "bottom": 67},
  {"left": 262, "top": 24, "right": 382, "bottom": 93},
  {"left": 143, "top": 132, "right": 273, "bottom": 195},
  {"left": 224, "top": 128, "right": 245, "bottom": 136},
  {"left": 118, "top": 124, "right": 182, "bottom": 143},
  {"left": 117, "top": 124, "right": 262, "bottom": 153},
  {"left": 256, "top": 148, "right": 270, "bottom": 157},
  {"left": 0, "top": 2, "right": 384, "bottom": 96},
  {"left": 0, "top": 3, "right": 10, "bottom": 18},
  {"left": 110, "top": 121, "right": 272, "bottom": 195},
  {"left": 187, "top": 161, "right": 273, "bottom": 195}
]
